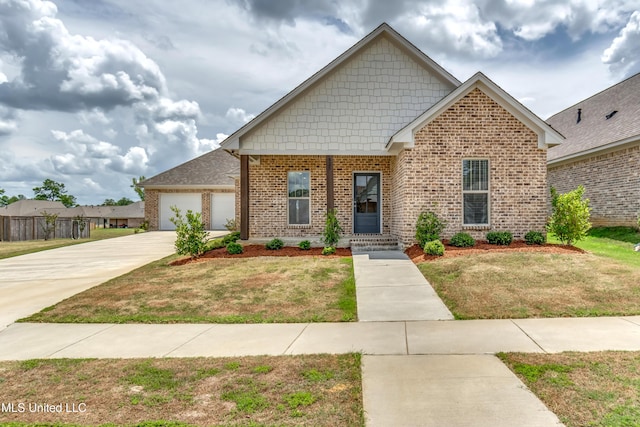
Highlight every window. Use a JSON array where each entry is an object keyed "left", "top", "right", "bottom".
[
  {"left": 288, "top": 171, "right": 310, "bottom": 225},
  {"left": 462, "top": 159, "right": 489, "bottom": 225}
]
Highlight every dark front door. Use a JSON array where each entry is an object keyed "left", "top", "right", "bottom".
[{"left": 353, "top": 173, "right": 380, "bottom": 234}]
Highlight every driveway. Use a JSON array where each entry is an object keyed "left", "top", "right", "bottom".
[{"left": 0, "top": 231, "right": 186, "bottom": 330}]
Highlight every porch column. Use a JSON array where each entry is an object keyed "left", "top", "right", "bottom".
[
  {"left": 326, "top": 155, "right": 334, "bottom": 212},
  {"left": 240, "top": 154, "right": 249, "bottom": 240}
]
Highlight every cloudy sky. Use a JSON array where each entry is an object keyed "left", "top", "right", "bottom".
[{"left": 1, "top": 0, "right": 639, "bottom": 205}]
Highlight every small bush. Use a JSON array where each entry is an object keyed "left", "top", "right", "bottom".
[
  {"left": 224, "top": 218, "right": 239, "bottom": 231},
  {"left": 486, "top": 231, "right": 513, "bottom": 245},
  {"left": 449, "top": 232, "right": 475, "bottom": 247},
  {"left": 547, "top": 186, "right": 591, "bottom": 245},
  {"left": 222, "top": 231, "right": 241, "bottom": 245},
  {"left": 298, "top": 240, "right": 311, "bottom": 250},
  {"left": 226, "top": 242, "right": 243, "bottom": 255},
  {"left": 321, "top": 209, "right": 343, "bottom": 247},
  {"left": 424, "top": 240, "right": 445, "bottom": 256},
  {"left": 524, "top": 230, "right": 545, "bottom": 245},
  {"left": 415, "top": 211, "right": 447, "bottom": 246},
  {"left": 321, "top": 246, "right": 336, "bottom": 255},
  {"left": 170, "top": 206, "right": 210, "bottom": 259},
  {"left": 265, "top": 238, "right": 284, "bottom": 250}
]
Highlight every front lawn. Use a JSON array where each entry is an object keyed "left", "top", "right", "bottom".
[
  {"left": 418, "top": 252, "right": 640, "bottom": 319},
  {"left": 0, "top": 354, "right": 363, "bottom": 427},
  {"left": 22, "top": 256, "right": 357, "bottom": 324},
  {"left": 500, "top": 351, "right": 640, "bottom": 427}
]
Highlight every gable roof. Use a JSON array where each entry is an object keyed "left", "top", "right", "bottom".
[
  {"left": 388, "top": 72, "right": 564, "bottom": 150},
  {"left": 547, "top": 72, "right": 640, "bottom": 164},
  {"left": 221, "top": 23, "right": 461, "bottom": 153},
  {"left": 0, "top": 200, "right": 66, "bottom": 216},
  {"left": 139, "top": 148, "right": 239, "bottom": 189}
]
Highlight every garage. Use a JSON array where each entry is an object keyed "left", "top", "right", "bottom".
[
  {"left": 159, "top": 193, "right": 202, "bottom": 230},
  {"left": 211, "top": 192, "right": 236, "bottom": 230}
]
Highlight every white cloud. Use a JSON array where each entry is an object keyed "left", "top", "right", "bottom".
[
  {"left": 225, "top": 107, "right": 255, "bottom": 125},
  {"left": 602, "top": 11, "right": 640, "bottom": 77}
]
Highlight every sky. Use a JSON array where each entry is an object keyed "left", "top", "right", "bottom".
[{"left": 1, "top": 0, "right": 639, "bottom": 205}]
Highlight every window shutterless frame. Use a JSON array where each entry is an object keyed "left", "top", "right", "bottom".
[
  {"left": 287, "top": 171, "right": 311, "bottom": 226},
  {"left": 462, "top": 159, "right": 490, "bottom": 226}
]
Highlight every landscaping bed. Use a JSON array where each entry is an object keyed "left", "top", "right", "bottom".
[{"left": 171, "top": 245, "right": 352, "bottom": 265}]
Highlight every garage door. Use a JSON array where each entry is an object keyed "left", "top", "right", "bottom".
[
  {"left": 211, "top": 193, "right": 236, "bottom": 230},
  {"left": 159, "top": 193, "right": 202, "bottom": 230}
]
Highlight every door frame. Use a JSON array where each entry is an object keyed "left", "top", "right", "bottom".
[{"left": 352, "top": 171, "right": 382, "bottom": 234}]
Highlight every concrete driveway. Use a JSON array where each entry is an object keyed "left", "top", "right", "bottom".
[{"left": 0, "top": 231, "right": 186, "bottom": 330}]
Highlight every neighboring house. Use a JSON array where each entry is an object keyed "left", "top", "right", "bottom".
[
  {"left": 547, "top": 73, "right": 640, "bottom": 227},
  {"left": 140, "top": 148, "right": 240, "bottom": 230},
  {"left": 50, "top": 202, "right": 146, "bottom": 229},
  {"left": 218, "top": 23, "right": 562, "bottom": 248},
  {"left": 0, "top": 200, "right": 66, "bottom": 216}
]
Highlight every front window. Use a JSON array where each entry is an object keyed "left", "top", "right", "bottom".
[
  {"left": 462, "top": 159, "right": 489, "bottom": 225},
  {"left": 288, "top": 171, "right": 310, "bottom": 225}
]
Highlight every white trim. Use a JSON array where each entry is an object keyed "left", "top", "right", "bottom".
[
  {"left": 462, "top": 159, "right": 490, "bottom": 227},
  {"left": 235, "top": 149, "right": 397, "bottom": 156},
  {"left": 142, "top": 185, "right": 234, "bottom": 191},
  {"left": 352, "top": 171, "right": 383, "bottom": 234},
  {"left": 287, "top": 171, "right": 311, "bottom": 226},
  {"left": 547, "top": 136, "right": 640, "bottom": 166}
]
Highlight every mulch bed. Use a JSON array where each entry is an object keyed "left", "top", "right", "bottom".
[
  {"left": 171, "top": 245, "right": 353, "bottom": 265},
  {"left": 405, "top": 240, "right": 586, "bottom": 264}
]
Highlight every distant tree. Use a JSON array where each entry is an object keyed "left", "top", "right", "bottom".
[
  {"left": 102, "top": 198, "right": 117, "bottom": 206},
  {"left": 58, "top": 194, "right": 77, "bottom": 208},
  {"left": 33, "top": 179, "right": 77, "bottom": 207},
  {"left": 1, "top": 194, "right": 25, "bottom": 206},
  {"left": 131, "top": 176, "right": 146, "bottom": 201},
  {"left": 0, "top": 188, "right": 6, "bottom": 207},
  {"left": 117, "top": 197, "right": 134, "bottom": 206}
]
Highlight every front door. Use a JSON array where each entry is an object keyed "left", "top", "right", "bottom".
[{"left": 353, "top": 173, "right": 380, "bottom": 234}]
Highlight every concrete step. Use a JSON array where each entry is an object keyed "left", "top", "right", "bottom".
[{"left": 350, "top": 236, "right": 400, "bottom": 252}]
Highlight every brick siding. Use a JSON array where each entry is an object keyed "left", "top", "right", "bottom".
[{"left": 548, "top": 144, "right": 640, "bottom": 226}]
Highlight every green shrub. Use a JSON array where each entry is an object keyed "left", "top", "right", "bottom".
[
  {"left": 226, "top": 242, "right": 243, "bottom": 255},
  {"left": 524, "top": 230, "right": 545, "bottom": 245},
  {"left": 169, "top": 206, "right": 210, "bottom": 259},
  {"left": 298, "top": 240, "right": 311, "bottom": 250},
  {"left": 424, "top": 240, "right": 445, "bottom": 256},
  {"left": 321, "top": 246, "right": 336, "bottom": 255},
  {"left": 321, "top": 209, "right": 343, "bottom": 247},
  {"left": 415, "top": 211, "right": 446, "bottom": 246},
  {"left": 486, "top": 231, "right": 513, "bottom": 245},
  {"left": 224, "top": 218, "right": 238, "bottom": 231},
  {"left": 265, "top": 238, "right": 284, "bottom": 250},
  {"left": 222, "top": 231, "right": 241, "bottom": 245},
  {"left": 449, "top": 232, "right": 475, "bottom": 247},
  {"left": 547, "top": 186, "right": 592, "bottom": 245}
]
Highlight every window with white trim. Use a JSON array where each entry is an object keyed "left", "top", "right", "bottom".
[
  {"left": 462, "top": 159, "right": 489, "bottom": 225},
  {"left": 288, "top": 171, "right": 310, "bottom": 225}
]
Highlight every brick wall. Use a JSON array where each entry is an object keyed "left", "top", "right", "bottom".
[
  {"left": 548, "top": 144, "right": 640, "bottom": 226},
  {"left": 391, "top": 88, "right": 548, "bottom": 245},
  {"left": 247, "top": 155, "right": 391, "bottom": 238}
]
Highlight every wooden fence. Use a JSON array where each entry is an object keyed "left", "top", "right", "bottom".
[{"left": 0, "top": 216, "right": 91, "bottom": 241}]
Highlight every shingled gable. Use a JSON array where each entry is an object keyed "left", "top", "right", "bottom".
[
  {"left": 139, "top": 148, "right": 239, "bottom": 189},
  {"left": 547, "top": 72, "right": 640, "bottom": 164},
  {"left": 388, "top": 72, "right": 564, "bottom": 151},
  {"left": 221, "top": 22, "right": 461, "bottom": 155}
]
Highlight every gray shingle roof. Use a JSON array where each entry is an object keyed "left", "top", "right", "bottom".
[
  {"left": 0, "top": 200, "right": 66, "bottom": 216},
  {"left": 547, "top": 72, "right": 640, "bottom": 162},
  {"left": 139, "top": 148, "right": 239, "bottom": 187}
]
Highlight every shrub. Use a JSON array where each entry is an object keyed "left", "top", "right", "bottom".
[
  {"left": 226, "top": 242, "right": 243, "bottom": 255},
  {"left": 222, "top": 231, "right": 241, "bottom": 245},
  {"left": 321, "top": 246, "right": 336, "bottom": 255},
  {"left": 170, "top": 206, "right": 210, "bottom": 259},
  {"left": 547, "top": 186, "right": 592, "bottom": 246},
  {"left": 449, "top": 232, "right": 475, "bottom": 247},
  {"left": 424, "top": 240, "right": 445, "bottom": 256},
  {"left": 486, "top": 231, "right": 513, "bottom": 245},
  {"left": 415, "top": 211, "right": 446, "bottom": 246},
  {"left": 321, "top": 209, "right": 343, "bottom": 247},
  {"left": 524, "top": 230, "right": 545, "bottom": 245},
  {"left": 298, "top": 240, "right": 311, "bottom": 250},
  {"left": 265, "top": 238, "right": 284, "bottom": 250},
  {"left": 224, "top": 218, "right": 239, "bottom": 232}
]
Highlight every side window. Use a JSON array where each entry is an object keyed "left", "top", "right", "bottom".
[
  {"left": 288, "top": 171, "right": 310, "bottom": 225},
  {"left": 462, "top": 159, "right": 489, "bottom": 225}
]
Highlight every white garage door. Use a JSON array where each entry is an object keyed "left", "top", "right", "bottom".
[
  {"left": 211, "top": 193, "right": 236, "bottom": 230},
  {"left": 159, "top": 193, "right": 202, "bottom": 230}
]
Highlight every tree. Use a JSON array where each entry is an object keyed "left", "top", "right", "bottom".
[
  {"left": 547, "top": 186, "right": 592, "bottom": 246},
  {"left": 102, "top": 198, "right": 117, "bottom": 206},
  {"left": 169, "top": 206, "right": 210, "bottom": 259},
  {"left": 131, "top": 176, "right": 146, "bottom": 201},
  {"left": 33, "top": 179, "right": 77, "bottom": 207},
  {"left": 0, "top": 188, "right": 6, "bottom": 207},
  {"left": 117, "top": 197, "right": 134, "bottom": 206}
]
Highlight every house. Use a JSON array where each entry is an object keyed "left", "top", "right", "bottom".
[
  {"left": 140, "top": 148, "right": 240, "bottom": 230},
  {"left": 51, "top": 202, "right": 146, "bottom": 229},
  {"left": 218, "top": 23, "right": 562, "bottom": 248},
  {"left": 547, "top": 73, "right": 640, "bottom": 227}
]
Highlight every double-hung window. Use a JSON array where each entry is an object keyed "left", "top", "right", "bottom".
[
  {"left": 288, "top": 171, "right": 310, "bottom": 225},
  {"left": 462, "top": 159, "right": 489, "bottom": 225}
]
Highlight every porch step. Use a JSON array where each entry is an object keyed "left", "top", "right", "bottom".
[{"left": 350, "top": 235, "right": 400, "bottom": 252}]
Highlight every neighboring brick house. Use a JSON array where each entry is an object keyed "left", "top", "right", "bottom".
[
  {"left": 140, "top": 148, "right": 239, "bottom": 230},
  {"left": 547, "top": 73, "right": 640, "bottom": 227},
  {"left": 221, "top": 23, "right": 563, "bottom": 248}
]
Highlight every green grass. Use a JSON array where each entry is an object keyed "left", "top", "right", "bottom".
[{"left": 548, "top": 226, "right": 640, "bottom": 267}]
